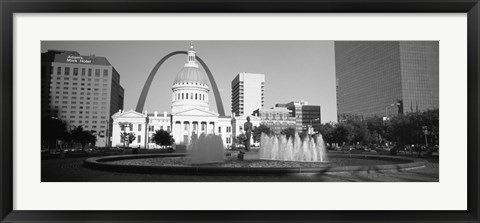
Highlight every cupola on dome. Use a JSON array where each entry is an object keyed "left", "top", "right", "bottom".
[{"left": 172, "top": 42, "right": 209, "bottom": 86}]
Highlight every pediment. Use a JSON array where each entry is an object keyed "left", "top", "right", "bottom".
[
  {"left": 112, "top": 110, "right": 147, "bottom": 119},
  {"left": 173, "top": 108, "right": 218, "bottom": 117}
]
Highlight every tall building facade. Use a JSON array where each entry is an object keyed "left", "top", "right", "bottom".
[
  {"left": 277, "top": 101, "right": 321, "bottom": 133},
  {"left": 335, "top": 41, "right": 439, "bottom": 118},
  {"left": 252, "top": 107, "right": 296, "bottom": 134},
  {"left": 42, "top": 50, "right": 124, "bottom": 147},
  {"left": 231, "top": 72, "right": 265, "bottom": 116},
  {"left": 41, "top": 50, "right": 63, "bottom": 119}
]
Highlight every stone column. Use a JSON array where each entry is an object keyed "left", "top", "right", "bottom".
[
  {"left": 184, "top": 121, "right": 189, "bottom": 144},
  {"left": 189, "top": 121, "right": 193, "bottom": 140},
  {"left": 179, "top": 122, "right": 184, "bottom": 144}
]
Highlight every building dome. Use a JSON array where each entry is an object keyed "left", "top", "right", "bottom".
[
  {"left": 171, "top": 42, "right": 211, "bottom": 114},
  {"left": 173, "top": 66, "right": 209, "bottom": 86}
]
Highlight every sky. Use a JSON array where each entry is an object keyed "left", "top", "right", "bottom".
[{"left": 41, "top": 41, "right": 338, "bottom": 123}]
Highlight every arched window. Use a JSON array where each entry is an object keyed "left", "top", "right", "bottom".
[
  {"left": 186, "top": 93, "right": 188, "bottom": 99},
  {"left": 182, "top": 93, "right": 184, "bottom": 99},
  {"left": 195, "top": 93, "right": 197, "bottom": 100}
]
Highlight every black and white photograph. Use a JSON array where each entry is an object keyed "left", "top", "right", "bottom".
[
  {"left": 40, "top": 40, "right": 439, "bottom": 182},
  {"left": 3, "top": 1, "right": 479, "bottom": 222}
]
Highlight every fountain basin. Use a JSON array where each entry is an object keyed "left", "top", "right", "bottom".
[{"left": 84, "top": 153, "right": 427, "bottom": 175}]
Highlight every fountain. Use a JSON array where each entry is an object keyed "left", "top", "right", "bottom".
[
  {"left": 85, "top": 130, "right": 427, "bottom": 177},
  {"left": 188, "top": 133, "right": 224, "bottom": 164},
  {"left": 259, "top": 133, "right": 327, "bottom": 162}
]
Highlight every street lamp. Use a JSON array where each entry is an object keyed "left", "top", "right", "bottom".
[{"left": 422, "top": 126, "right": 428, "bottom": 147}]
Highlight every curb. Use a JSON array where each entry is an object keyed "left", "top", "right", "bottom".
[{"left": 83, "top": 153, "right": 427, "bottom": 175}]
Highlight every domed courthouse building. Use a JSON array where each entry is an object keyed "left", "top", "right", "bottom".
[
  {"left": 111, "top": 44, "right": 236, "bottom": 148},
  {"left": 170, "top": 44, "right": 233, "bottom": 146}
]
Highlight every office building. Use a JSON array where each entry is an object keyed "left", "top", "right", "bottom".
[
  {"left": 278, "top": 101, "right": 321, "bottom": 133},
  {"left": 231, "top": 72, "right": 265, "bottom": 116},
  {"left": 41, "top": 50, "right": 64, "bottom": 119},
  {"left": 42, "top": 50, "right": 124, "bottom": 147},
  {"left": 335, "top": 41, "right": 439, "bottom": 118},
  {"left": 253, "top": 107, "right": 296, "bottom": 134}
]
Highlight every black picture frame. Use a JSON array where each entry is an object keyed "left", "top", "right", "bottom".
[{"left": 1, "top": 0, "right": 479, "bottom": 222}]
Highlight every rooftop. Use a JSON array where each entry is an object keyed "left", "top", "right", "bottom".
[{"left": 50, "top": 50, "right": 112, "bottom": 66}]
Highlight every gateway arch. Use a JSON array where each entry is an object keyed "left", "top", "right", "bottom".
[{"left": 135, "top": 51, "right": 225, "bottom": 116}]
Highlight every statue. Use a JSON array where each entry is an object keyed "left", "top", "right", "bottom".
[{"left": 244, "top": 116, "right": 253, "bottom": 152}]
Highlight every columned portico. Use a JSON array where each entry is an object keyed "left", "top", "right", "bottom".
[
  {"left": 172, "top": 110, "right": 220, "bottom": 145},
  {"left": 209, "top": 122, "right": 215, "bottom": 134}
]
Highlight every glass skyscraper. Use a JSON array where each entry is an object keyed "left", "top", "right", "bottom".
[{"left": 335, "top": 41, "right": 439, "bottom": 119}]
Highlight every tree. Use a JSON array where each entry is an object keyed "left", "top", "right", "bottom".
[
  {"left": 120, "top": 132, "right": 136, "bottom": 148},
  {"left": 41, "top": 117, "right": 69, "bottom": 150},
  {"left": 386, "top": 114, "right": 414, "bottom": 146},
  {"left": 280, "top": 127, "right": 296, "bottom": 140},
  {"left": 383, "top": 109, "right": 439, "bottom": 147},
  {"left": 365, "top": 115, "right": 386, "bottom": 145},
  {"left": 118, "top": 122, "right": 132, "bottom": 148},
  {"left": 332, "top": 123, "right": 350, "bottom": 146},
  {"left": 325, "top": 109, "right": 439, "bottom": 150},
  {"left": 422, "top": 109, "right": 439, "bottom": 146},
  {"left": 70, "top": 126, "right": 96, "bottom": 149},
  {"left": 318, "top": 123, "right": 335, "bottom": 145},
  {"left": 342, "top": 115, "right": 372, "bottom": 146},
  {"left": 152, "top": 129, "right": 174, "bottom": 148},
  {"left": 252, "top": 124, "right": 271, "bottom": 142}
]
